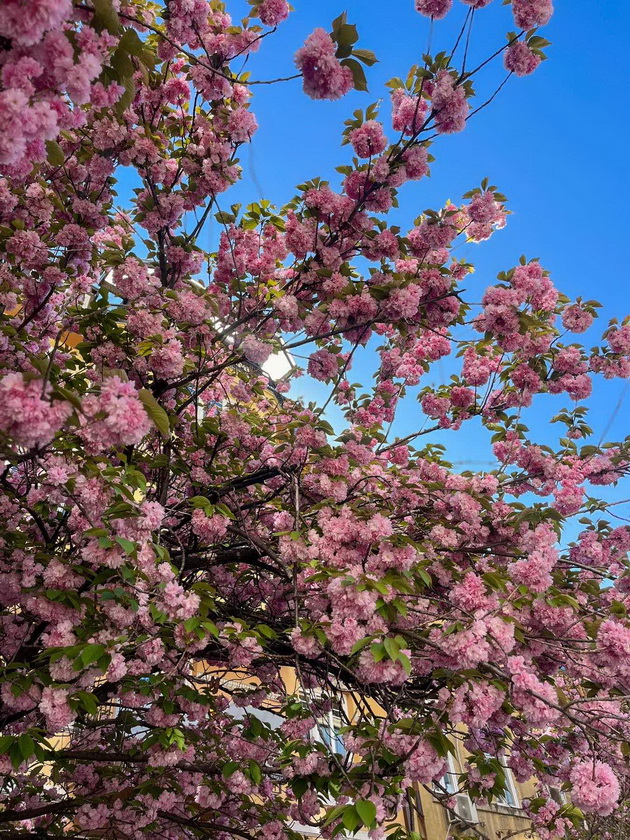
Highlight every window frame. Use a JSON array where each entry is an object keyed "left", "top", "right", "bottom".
[
  {"left": 494, "top": 755, "right": 520, "bottom": 809},
  {"left": 435, "top": 752, "right": 460, "bottom": 796}
]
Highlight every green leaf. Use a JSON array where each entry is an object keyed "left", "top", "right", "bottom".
[
  {"left": 52, "top": 385, "right": 82, "bottom": 410},
  {"left": 75, "top": 643, "right": 106, "bottom": 670},
  {"left": 417, "top": 568, "right": 432, "bottom": 587},
  {"left": 337, "top": 23, "right": 358, "bottom": 48},
  {"left": 189, "top": 496, "right": 213, "bottom": 511},
  {"left": 215, "top": 503, "right": 235, "bottom": 520},
  {"left": 115, "top": 536, "right": 136, "bottom": 555},
  {"left": 75, "top": 692, "right": 99, "bottom": 716},
  {"left": 371, "top": 642, "right": 386, "bottom": 663},
  {"left": 0, "top": 736, "right": 15, "bottom": 754},
  {"left": 352, "top": 48, "right": 378, "bottom": 66},
  {"left": 45, "top": 140, "right": 65, "bottom": 167},
  {"left": 18, "top": 734, "right": 35, "bottom": 762},
  {"left": 248, "top": 759, "right": 262, "bottom": 785},
  {"left": 383, "top": 636, "right": 400, "bottom": 662},
  {"left": 10, "top": 742, "right": 24, "bottom": 770},
  {"left": 355, "top": 800, "right": 377, "bottom": 826},
  {"left": 482, "top": 571, "right": 507, "bottom": 592},
  {"left": 342, "top": 58, "right": 368, "bottom": 92},
  {"left": 115, "top": 75, "right": 136, "bottom": 116},
  {"left": 398, "top": 652, "right": 412, "bottom": 676},
  {"left": 203, "top": 620, "right": 219, "bottom": 638},
  {"left": 322, "top": 804, "right": 346, "bottom": 827},
  {"left": 111, "top": 46, "right": 134, "bottom": 79},
  {"left": 139, "top": 389, "right": 170, "bottom": 438},
  {"left": 350, "top": 636, "right": 372, "bottom": 655},
  {"left": 342, "top": 806, "right": 361, "bottom": 832},
  {"left": 118, "top": 28, "right": 154, "bottom": 68},
  {"left": 291, "top": 777, "right": 309, "bottom": 798},
  {"left": 91, "top": 0, "right": 121, "bottom": 33},
  {"left": 222, "top": 761, "right": 240, "bottom": 778},
  {"left": 330, "top": 11, "right": 348, "bottom": 35}
]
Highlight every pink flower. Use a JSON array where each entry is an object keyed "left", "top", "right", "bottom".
[
  {"left": 80, "top": 377, "right": 152, "bottom": 450},
  {"left": 76, "top": 804, "right": 111, "bottom": 831},
  {"left": 504, "top": 41, "right": 542, "bottom": 76},
  {"left": 562, "top": 304, "right": 594, "bottom": 333},
  {"left": 295, "top": 29, "right": 353, "bottom": 101},
  {"left": 257, "top": 0, "right": 290, "bottom": 26},
  {"left": 308, "top": 348, "right": 340, "bottom": 381},
  {"left": 151, "top": 339, "right": 185, "bottom": 380},
  {"left": 468, "top": 190, "right": 504, "bottom": 224},
  {"left": 191, "top": 509, "right": 228, "bottom": 544},
  {"left": 0, "top": 0, "right": 72, "bottom": 47},
  {"left": 608, "top": 325, "right": 630, "bottom": 355},
  {"left": 597, "top": 619, "right": 630, "bottom": 677},
  {"left": 391, "top": 90, "right": 427, "bottom": 136},
  {"left": 348, "top": 121, "right": 388, "bottom": 158},
  {"left": 432, "top": 71, "right": 469, "bottom": 134},
  {"left": 512, "top": 0, "right": 554, "bottom": 30},
  {"left": 553, "top": 481, "right": 584, "bottom": 516},
  {"left": 40, "top": 686, "right": 76, "bottom": 732},
  {"left": 415, "top": 0, "right": 453, "bottom": 19},
  {"left": 160, "top": 579, "right": 200, "bottom": 620},
  {"left": 0, "top": 373, "right": 71, "bottom": 448},
  {"left": 451, "top": 572, "right": 493, "bottom": 612},
  {"left": 402, "top": 145, "right": 429, "bottom": 179},
  {"left": 406, "top": 740, "right": 447, "bottom": 783},
  {"left": 290, "top": 628, "right": 320, "bottom": 658},
  {"left": 509, "top": 658, "right": 561, "bottom": 726},
  {"left": 569, "top": 761, "right": 620, "bottom": 817},
  {"left": 227, "top": 108, "right": 258, "bottom": 143},
  {"left": 509, "top": 547, "right": 556, "bottom": 593},
  {"left": 447, "top": 682, "right": 504, "bottom": 728},
  {"left": 241, "top": 335, "right": 273, "bottom": 365},
  {"left": 113, "top": 257, "right": 159, "bottom": 300},
  {"left": 421, "top": 393, "right": 450, "bottom": 419}
]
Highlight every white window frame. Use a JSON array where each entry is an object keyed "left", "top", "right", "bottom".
[
  {"left": 435, "top": 752, "right": 459, "bottom": 796},
  {"left": 311, "top": 705, "right": 348, "bottom": 759},
  {"left": 495, "top": 756, "right": 520, "bottom": 809}
]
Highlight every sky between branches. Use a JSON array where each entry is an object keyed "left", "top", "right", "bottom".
[{"left": 117, "top": 0, "right": 630, "bottom": 501}]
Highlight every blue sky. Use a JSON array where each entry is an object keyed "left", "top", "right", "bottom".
[{"left": 218, "top": 0, "right": 630, "bottom": 470}]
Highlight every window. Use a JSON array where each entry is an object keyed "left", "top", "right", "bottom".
[
  {"left": 550, "top": 786, "right": 567, "bottom": 805},
  {"left": 297, "top": 686, "right": 350, "bottom": 758},
  {"left": 436, "top": 752, "right": 459, "bottom": 795},
  {"left": 487, "top": 754, "right": 519, "bottom": 809},
  {"left": 312, "top": 705, "right": 347, "bottom": 758},
  {"left": 222, "top": 679, "right": 284, "bottom": 730}
]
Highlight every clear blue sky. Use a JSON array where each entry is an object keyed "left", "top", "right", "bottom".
[{"left": 212, "top": 0, "right": 630, "bottom": 473}]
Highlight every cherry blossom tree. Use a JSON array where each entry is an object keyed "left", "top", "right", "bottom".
[
  {"left": 1, "top": 1, "right": 629, "bottom": 839},
  {"left": 569, "top": 795, "right": 630, "bottom": 840}
]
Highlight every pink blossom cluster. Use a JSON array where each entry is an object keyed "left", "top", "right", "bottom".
[
  {"left": 348, "top": 121, "right": 388, "bottom": 158},
  {"left": 80, "top": 377, "right": 152, "bottom": 451},
  {"left": 0, "top": 373, "right": 71, "bottom": 448},
  {"left": 431, "top": 71, "right": 469, "bottom": 134},
  {"left": 257, "top": 0, "right": 290, "bottom": 27},
  {"left": 569, "top": 761, "right": 620, "bottom": 817},
  {"left": 294, "top": 29, "right": 354, "bottom": 101},
  {"left": 415, "top": 0, "right": 453, "bottom": 19},
  {"left": 512, "top": 0, "right": 554, "bottom": 30},
  {"left": 505, "top": 41, "right": 542, "bottom": 76}
]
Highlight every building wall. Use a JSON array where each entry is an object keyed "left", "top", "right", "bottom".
[{"left": 414, "top": 774, "right": 538, "bottom": 840}]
